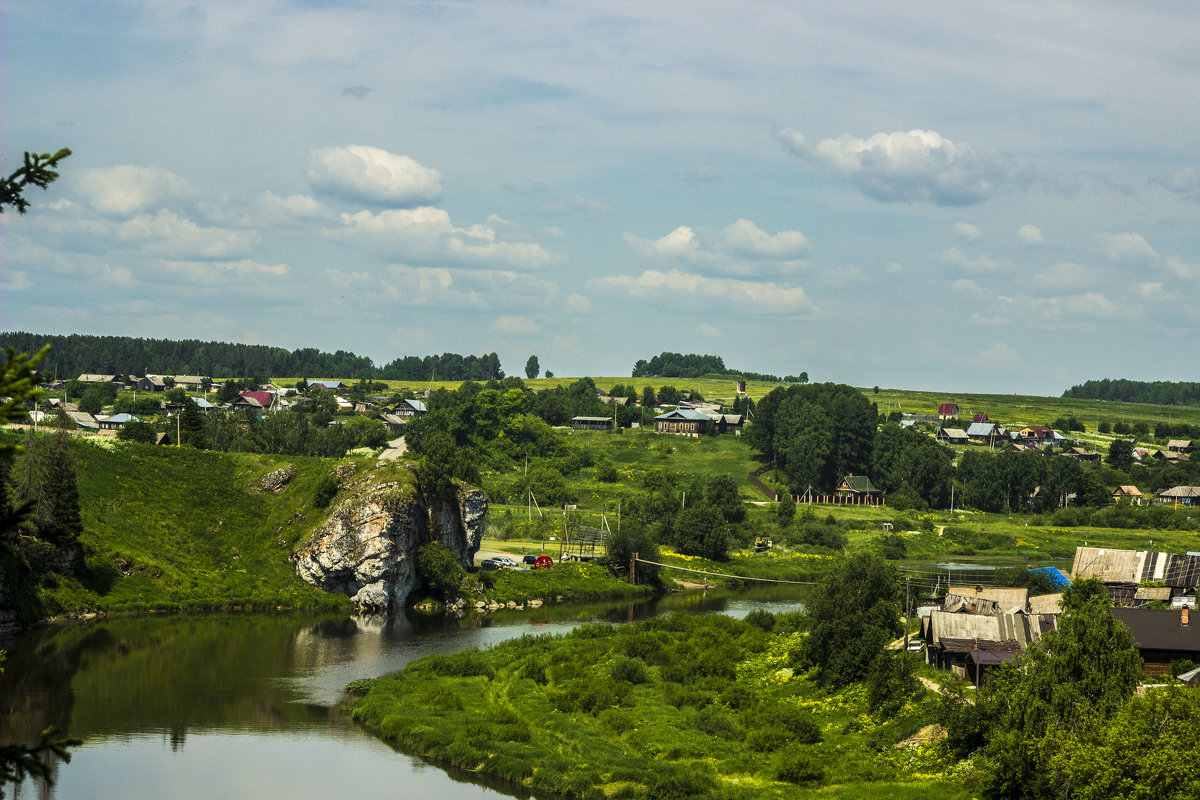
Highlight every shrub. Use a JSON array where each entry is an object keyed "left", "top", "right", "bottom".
[
  {"left": 744, "top": 608, "right": 775, "bottom": 632},
  {"left": 418, "top": 542, "right": 464, "bottom": 600},
  {"left": 312, "top": 474, "right": 340, "bottom": 508},
  {"left": 610, "top": 656, "right": 651, "bottom": 684},
  {"left": 774, "top": 745, "right": 825, "bottom": 785}
]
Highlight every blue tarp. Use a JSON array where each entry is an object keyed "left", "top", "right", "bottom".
[{"left": 1032, "top": 567, "right": 1070, "bottom": 589}]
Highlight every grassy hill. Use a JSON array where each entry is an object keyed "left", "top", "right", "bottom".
[{"left": 35, "top": 436, "right": 357, "bottom": 616}]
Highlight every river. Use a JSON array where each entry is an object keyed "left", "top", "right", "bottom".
[{"left": 0, "top": 587, "right": 807, "bottom": 799}]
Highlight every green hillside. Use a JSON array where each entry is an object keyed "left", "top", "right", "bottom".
[{"left": 34, "top": 437, "right": 357, "bottom": 615}]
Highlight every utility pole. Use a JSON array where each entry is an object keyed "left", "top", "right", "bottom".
[
  {"left": 903, "top": 575, "right": 912, "bottom": 652},
  {"left": 630, "top": 552, "right": 637, "bottom": 584}
]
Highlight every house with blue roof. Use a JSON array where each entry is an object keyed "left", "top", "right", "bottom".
[{"left": 654, "top": 408, "right": 710, "bottom": 437}]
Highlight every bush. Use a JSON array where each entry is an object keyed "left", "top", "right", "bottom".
[
  {"left": 312, "top": 474, "right": 340, "bottom": 508},
  {"left": 774, "top": 745, "right": 824, "bottom": 785},
  {"left": 418, "top": 542, "right": 464, "bottom": 600},
  {"left": 610, "top": 656, "right": 651, "bottom": 684},
  {"left": 744, "top": 608, "right": 775, "bottom": 632}
]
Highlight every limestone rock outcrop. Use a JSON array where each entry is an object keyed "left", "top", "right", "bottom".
[{"left": 293, "top": 469, "right": 485, "bottom": 611}]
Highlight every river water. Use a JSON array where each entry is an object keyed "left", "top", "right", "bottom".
[{"left": 0, "top": 587, "right": 807, "bottom": 800}]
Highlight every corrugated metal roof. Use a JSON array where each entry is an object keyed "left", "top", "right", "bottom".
[
  {"left": 966, "top": 422, "right": 996, "bottom": 436},
  {"left": 948, "top": 586, "right": 1029, "bottom": 610},
  {"left": 655, "top": 409, "right": 711, "bottom": 421}
]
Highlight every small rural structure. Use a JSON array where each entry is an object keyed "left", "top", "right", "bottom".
[
  {"left": 570, "top": 416, "right": 614, "bottom": 432},
  {"left": 834, "top": 474, "right": 883, "bottom": 505},
  {"left": 923, "top": 609, "right": 1056, "bottom": 682},
  {"left": 937, "top": 427, "right": 968, "bottom": 445},
  {"left": 937, "top": 402, "right": 959, "bottom": 420}
]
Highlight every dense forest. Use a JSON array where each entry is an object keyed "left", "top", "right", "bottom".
[
  {"left": 631, "top": 351, "right": 805, "bottom": 383},
  {"left": 1063, "top": 378, "right": 1200, "bottom": 406},
  {"left": 0, "top": 332, "right": 503, "bottom": 382}
]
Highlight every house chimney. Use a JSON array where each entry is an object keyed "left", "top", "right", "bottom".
[{"left": 1184, "top": 607, "right": 1190, "bottom": 626}]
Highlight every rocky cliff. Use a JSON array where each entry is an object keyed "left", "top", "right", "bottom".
[{"left": 293, "top": 465, "right": 486, "bottom": 611}]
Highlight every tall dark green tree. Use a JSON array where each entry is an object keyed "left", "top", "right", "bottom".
[
  {"left": 524, "top": 355, "right": 540, "bottom": 380},
  {"left": 802, "top": 552, "right": 902, "bottom": 687}
]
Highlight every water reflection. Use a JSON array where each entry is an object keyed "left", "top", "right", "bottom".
[{"left": 0, "top": 587, "right": 808, "bottom": 799}]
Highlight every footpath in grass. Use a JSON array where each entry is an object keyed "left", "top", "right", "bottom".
[{"left": 352, "top": 612, "right": 973, "bottom": 800}]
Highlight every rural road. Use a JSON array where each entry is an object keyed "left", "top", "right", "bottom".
[{"left": 377, "top": 435, "right": 407, "bottom": 461}]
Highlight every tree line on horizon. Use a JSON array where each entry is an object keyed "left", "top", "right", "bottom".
[
  {"left": 0, "top": 332, "right": 503, "bottom": 383},
  {"left": 632, "top": 351, "right": 807, "bottom": 384},
  {"left": 1063, "top": 377, "right": 1200, "bottom": 406}
]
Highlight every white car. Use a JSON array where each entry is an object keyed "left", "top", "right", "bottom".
[{"left": 492, "top": 556, "right": 519, "bottom": 569}]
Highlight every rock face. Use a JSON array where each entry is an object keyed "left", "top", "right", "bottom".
[{"left": 294, "top": 474, "right": 486, "bottom": 611}]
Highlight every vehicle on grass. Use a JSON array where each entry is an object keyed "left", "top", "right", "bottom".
[
  {"left": 479, "top": 558, "right": 503, "bottom": 570},
  {"left": 493, "top": 556, "right": 519, "bottom": 568},
  {"left": 522, "top": 555, "right": 538, "bottom": 565}
]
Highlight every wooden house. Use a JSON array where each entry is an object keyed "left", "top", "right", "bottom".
[
  {"left": 835, "top": 474, "right": 882, "bottom": 502},
  {"left": 937, "top": 427, "right": 969, "bottom": 445},
  {"left": 1157, "top": 486, "right": 1200, "bottom": 506},
  {"left": 1111, "top": 607, "right": 1200, "bottom": 678},
  {"left": 654, "top": 409, "right": 710, "bottom": 437},
  {"left": 1112, "top": 485, "right": 1143, "bottom": 505},
  {"left": 1168, "top": 439, "right": 1195, "bottom": 454},
  {"left": 393, "top": 399, "right": 427, "bottom": 417},
  {"left": 938, "top": 402, "right": 959, "bottom": 420}
]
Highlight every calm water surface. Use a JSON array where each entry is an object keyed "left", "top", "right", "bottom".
[{"left": 0, "top": 587, "right": 807, "bottom": 799}]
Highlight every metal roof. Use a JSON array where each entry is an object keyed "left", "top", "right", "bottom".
[
  {"left": 1112, "top": 608, "right": 1200, "bottom": 653},
  {"left": 966, "top": 422, "right": 996, "bottom": 436},
  {"left": 654, "top": 409, "right": 711, "bottom": 421}
]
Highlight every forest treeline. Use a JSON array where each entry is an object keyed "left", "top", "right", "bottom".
[
  {"left": 1063, "top": 378, "right": 1200, "bottom": 406},
  {"left": 631, "top": 351, "right": 806, "bottom": 383},
  {"left": 0, "top": 332, "right": 503, "bottom": 382}
]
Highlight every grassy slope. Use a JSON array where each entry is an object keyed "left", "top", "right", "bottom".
[{"left": 46, "top": 437, "right": 356, "bottom": 614}]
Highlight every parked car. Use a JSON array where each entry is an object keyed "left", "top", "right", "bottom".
[
  {"left": 533, "top": 555, "right": 554, "bottom": 569},
  {"left": 522, "top": 555, "right": 538, "bottom": 566},
  {"left": 493, "top": 556, "right": 519, "bottom": 568},
  {"left": 479, "top": 558, "right": 503, "bottom": 570}
]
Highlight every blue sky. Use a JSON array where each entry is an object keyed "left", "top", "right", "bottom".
[{"left": 3, "top": 1, "right": 1199, "bottom": 393}]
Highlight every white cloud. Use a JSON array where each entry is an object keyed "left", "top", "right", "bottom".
[
  {"left": 954, "top": 222, "right": 982, "bottom": 241},
  {"left": 307, "top": 145, "right": 442, "bottom": 206},
  {"left": 778, "top": 128, "right": 1029, "bottom": 206},
  {"left": 166, "top": 259, "right": 289, "bottom": 283},
  {"left": 100, "top": 264, "right": 134, "bottom": 286},
  {"left": 116, "top": 211, "right": 259, "bottom": 259},
  {"left": 333, "top": 207, "right": 553, "bottom": 270},
  {"left": 1138, "top": 281, "right": 1165, "bottom": 298},
  {"left": 588, "top": 269, "right": 816, "bottom": 315},
  {"left": 1151, "top": 167, "right": 1200, "bottom": 197},
  {"left": 1033, "top": 262, "right": 1087, "bottom": 289},
  {"left": 822, "top": 265, "right": 866, "bottom": 288},
  {"left": 623, "top": 218, "right": 809, "bottom": 277},
  {"left": 941, "top": 247, "right": 1002, "bottom": 274},
  {"left": 1100, "top": 232, "right": 1158, "bottom": 261},
  {"left": 1167, "top": 257, "right": 1195, "bottom": 278},
  {"left": 2, "top": 270, "right": 32, "bottom": 291},
  {"left": 697, "top": 323, "right": 722, "bottom": 337},
  {"left": 952, "top": 278, "right": 986, "bottom": 298},
  {"left": 1034, "top": 291, "right": 1119, "bottom": 320},
  {"left": 1017, "top": 224, "right": 1043, "bottom": 246},
  {"left": 885, "top": 261, "right": 903, "bottom": 275},
  {"left": 70, "top": 165, "right": 195, "bottom": 217},
  {"left": 491, "top": 315, "right": 540, "bottom": 336},
  {"left": 252, "top": 191, "right": 329, "bottom": 225},
  {"left": 720, "top": 219, "right": 809, "bottom": 259},
  {"left": 326, "top": 264, "right": 560, "bottom": 312},
  {"left": 565, "top": 293, "right": 593, "bottom": 314}
]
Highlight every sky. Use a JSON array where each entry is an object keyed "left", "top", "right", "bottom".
[{"left": 3, "top": 1, "right": 1200, "bottom": 394}]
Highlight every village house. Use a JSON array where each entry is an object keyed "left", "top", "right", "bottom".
[
  {"left": 1072, "top": 546, "right": 1200, "bottom": 594},
  {"left": 393, "top": 399, "right": 427, "bottom": 418},
  {"left": 1111, "top": 607, "right": 1200, "bottom": 678},
  {"left": 379, "top": 413, "right": 407, "bottom": 436},
  {"left": 1112, "top": 485, "right": 1144, "bottom": 505},
  {"left": 923, "top": 609, "right": 1055, "bottom": 683},
  {"left": 835, "top": 474, "right": 883, "bottom": 504},
  {"left": 1167, "top": 439, "right": 1195, "bottom": 454},
  {"left": 708, "top": 413, "right": 744, "bottom": 435},
  {"left": 1157, "top": 486, "right": 1200, "bottom": 506},
  {"left": 936, "top": 427, "right": 969, "bottom": 445},
  {"left": 76, "top": 373, "right": 123, "bottom": 386},
  {"left": 136, "top": 375, "right": 169, "bottom": 392},
  {"left": 96, "top": 413, "right": 140, "bottom": 430},
  {"left": 965, "top": 421, "right": 1000, "bottom": 447},
  {"left": 653, "top": 409, "right": 710, "bottom": 437},
  {"left": 937, "top": 402, "right": 959, "bottom": 420}
]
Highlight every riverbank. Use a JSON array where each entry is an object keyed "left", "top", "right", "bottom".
[{"left": 352, "top": 610, "right": 972, "bottom": 800}]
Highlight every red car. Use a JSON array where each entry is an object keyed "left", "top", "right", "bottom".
[{"left": 532, "top": 555, "right": 554, "bottom": 569}]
